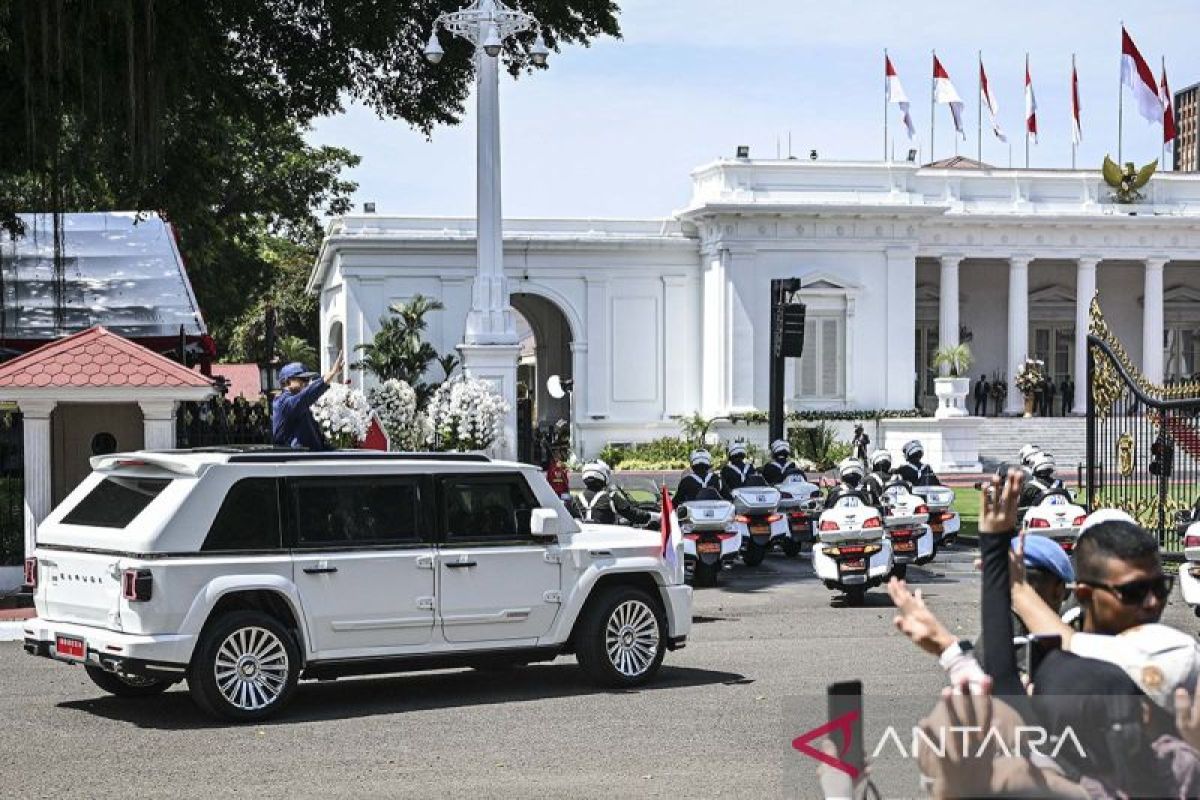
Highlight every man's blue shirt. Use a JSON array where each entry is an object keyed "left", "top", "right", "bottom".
[{"left": 272, "top": 378, "right": 331, "bottom": 450}]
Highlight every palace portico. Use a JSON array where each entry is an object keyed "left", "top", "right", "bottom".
[{"left": 313, "top": 156, "right": 1200, "bottom": 458}]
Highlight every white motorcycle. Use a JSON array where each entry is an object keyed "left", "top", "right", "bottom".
[
  {"left": 677, "top": 490, "right": 741, "bottom": 586},
  {"left": 813, "top": 494, "right": 894, "bottom": 605},
  {"left": 731, "top": 479, "right": 790, "bottom": 567},
  {"left": 1020, "top": 489, "right": 1088, "bottom": 554},
  {"left": 774, "top": 473, "right": 823, "bottom": 557},
  {"left": 910, "top": 481, "right": 960, "bottom": 550},
  {"left": 1180, "top": 518, "right": 1200, "bottom": 617},
  {"left": 878, "top": 481, "right": 935, "bottom": 578}
]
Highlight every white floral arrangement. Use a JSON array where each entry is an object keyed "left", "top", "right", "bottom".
[
  {"left": 311, "top": 382, "right": 372, "bottom": 449},
  {"left": 367, "top": 378, "right": 429, "bottom": 450},
  {"left": 427, "top": 375, "right": 510, "bottom": 452},
  {"left": 1014, "top": 358, "right": 1048, "bottom": 397}
]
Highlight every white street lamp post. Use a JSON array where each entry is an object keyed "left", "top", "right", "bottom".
[{"left": 426, "top": 1, "right": 549, "bottom": 459}]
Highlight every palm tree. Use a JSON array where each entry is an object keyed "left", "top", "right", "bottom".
[
  {"left": 353, "top": 295, "right": 446, "bottom": 403},
  {"left": 276, "top": 335, "right": 318, "bottom": 368}
]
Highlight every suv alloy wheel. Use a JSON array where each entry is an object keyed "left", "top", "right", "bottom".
[
  {"left": 188, "top": 610, "right": 300, "bottom": 722},
  {"left": 575, "top": 586, "right": 666, "bottom": 687}
]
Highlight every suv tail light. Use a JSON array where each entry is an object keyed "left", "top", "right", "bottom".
[
  {"left": 862, "top": 517, "right": 882, "bottom": 529},
  {"left": 1028, "top": 518, "right": 1050, "bottom": 529},
  {"left": 23, "top": 557, "right": 36, "bottom": 589},
  {"left": 122, "top": 569, "right": 153, "bottom": 602}
]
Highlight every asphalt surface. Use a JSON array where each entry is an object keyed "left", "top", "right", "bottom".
[{"left": 2, "top": 549, "right": 1195, "bottom": 799}]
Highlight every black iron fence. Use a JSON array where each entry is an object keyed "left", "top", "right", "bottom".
[
  {"left": 0, "top": 411, "right": 22, "bottom": 566},
  {"left": 1086, "top": 302, "right": 1200, "bottom": 554},
  {"left": 176, "top": 397, "right": 273, "bottom": 448}
]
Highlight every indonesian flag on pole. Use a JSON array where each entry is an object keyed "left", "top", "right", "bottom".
[
  {"left": 1025, "top": 56, "right": 1038, "bottom": 143},
  {"left": 979, "top": 60, "right": 1006, "bottom": 142},
  {"left": 933, "top": 55, "right": 965, "bottom": 139},
  {"left": 1071, "top": 61, "right": 1083, "bottom": 145},
  {"left": 659, "top": 484, "right": 681, "bottom": 578},
  {"left": 886, "top": 55, "right": 917, "bottom": 139},
  {"left": 1121, "top": 25, "right": 1163, "bottom": 124},
  {"left": 1162, "top": 62, "right": 1177, "bottom": 145}
]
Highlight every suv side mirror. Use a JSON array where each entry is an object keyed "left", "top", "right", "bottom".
[{"left": 530, "top": 507, "right": 560, "bottom": 538}]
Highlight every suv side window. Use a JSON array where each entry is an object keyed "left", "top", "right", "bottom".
[
  {"left": 202, "top": 478, "right": 282, "bottom": 552},
  {"left": 442, "top": 475, "right": 537, "bottom": 544},
  {"left": 290, "top": 476, "right": 423, "bottom": 548}
]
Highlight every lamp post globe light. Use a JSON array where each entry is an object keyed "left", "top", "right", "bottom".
[{"left": 425, "top": 0, "right": 549, "bottom": 459}]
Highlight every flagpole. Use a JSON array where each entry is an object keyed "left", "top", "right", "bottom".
[
  {"left": 930, "top": 50, "right": 936, "bottom": 161},
  {"left": 1071, "top": 53, "right": 1077, "bottom": 170},
  {"left": 1162, "top": 56, "right": 1168, "bottom": 171},
  {"left": 977, "top": 51, "right": 983, "bottom": 161},
  {"left": 1025, "top": 54, "right": 1030, "bottom": 168},
  {"left": 884, "top": 49, "right": 889, "bottom": 161},
  {"left": 1118, "top": 22, "right": 1124, "bottom": 163}
]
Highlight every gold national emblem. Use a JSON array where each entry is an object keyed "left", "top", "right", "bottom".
[{"left": 1141, "top": 664, "right": 1165, "bottom": 692}]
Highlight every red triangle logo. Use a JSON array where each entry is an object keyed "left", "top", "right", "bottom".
[{"left": 791, "top": 710, "right": 861, "bottom": 780}]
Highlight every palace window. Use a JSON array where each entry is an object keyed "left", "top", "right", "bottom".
[{"left": 795, "top": 312, "right": 845, "bottom": 399}]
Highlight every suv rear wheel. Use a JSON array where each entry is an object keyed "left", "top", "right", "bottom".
[
  {"left": 575, "top": 586, "right": 666, "bottom": 687},
  {"left": 84, "top": 665, "right": 173, "bottom": 697},
  {"left": 188, "top": 610, "right": 299, "bottom": 722}
]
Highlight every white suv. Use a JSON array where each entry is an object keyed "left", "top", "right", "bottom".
[{"left": 22, "top": 448, "right": 692, "bottom": 721}]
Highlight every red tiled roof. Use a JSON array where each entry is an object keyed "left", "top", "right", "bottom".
[
  {"left": 206, "top": 363, "right": 264, "bottom": 398},
  {"left": 0, "top": 326, "right": 214, "bottom": 389}
]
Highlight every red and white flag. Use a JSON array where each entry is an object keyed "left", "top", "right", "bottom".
[
  {"left": 659, "top": 484, "right": 681, "bottom": 577},
  {"left": 1121, "top": 25, "right": 1163, "bottom": 124},
  {"left": 885, "top": 55, "right": 917, "bottom": 139},
  {"left": 1071, "top": 59, "right": 1083, "bottom": 145},
  {"left": 1162, "top": 61, "right": 1177, "bottom": 145},
  {"left": 933, "top": 54, "right": 965, "bottom": 139},
  {"left": 979, "top": 59, "right": 1007, "bottom": 142},
  {"left": 1024, "top": 56, "right": 1038, "bottom": 143}
]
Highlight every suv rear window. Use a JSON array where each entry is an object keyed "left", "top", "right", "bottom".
[
  {"left": 61, "top": 477, "right": 172, "bottom": 528},
  {"left": 202, "top": 479, "right": 282, "bottom": 552}
]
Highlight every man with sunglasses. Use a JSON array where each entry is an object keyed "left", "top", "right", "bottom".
[{"left": 1072, "top": 519, "right": 1171, "bottom": 635}]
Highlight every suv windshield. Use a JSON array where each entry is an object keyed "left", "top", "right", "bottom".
[{"left": 61, "top": 477, "right": 172, "bottom": 529}]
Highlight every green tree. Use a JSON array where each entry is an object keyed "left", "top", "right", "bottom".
[
  {"left": 225, "top": 235, "right": 323, "bottom": 364},
  {"left": 277, "top": 335, "right": 319, "bottom": 368},
  {"left": 354, "top": 295, "right": 445, "bottom": 403}
]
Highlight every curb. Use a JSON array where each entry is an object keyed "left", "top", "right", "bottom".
[{"left": 0, "top": 620, "right": 27, "bottom": 642}]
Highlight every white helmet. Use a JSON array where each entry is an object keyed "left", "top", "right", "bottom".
[
  {"left": 1019, "top": 444, "right": 1042, "bottom": 467},
  {"left": 869, "top": 449, "right": 893, "bottom": 470},
  {"left": 594, "top": 458, "right": 613, "bottom": 479},
  {"left": 902, "top": 440, "right": 924, "bottom": 460},
  {"left": 1030, "top": 451, "right": 1056, "bottom": 478},
  {"left": 839, "top": 458, "right": 866, "bottom": 481},
  {"left": 727, "top": 442, "right": 748, "bottom": 458},
  {"left": 581, "top": 462, "right": 608, "bottom": 484},
  {"left": 770, "top": 439, "right": 791, "bottom": 457},
  {"left": 690, "top": 449, "right": 713, "bottom": 467}
]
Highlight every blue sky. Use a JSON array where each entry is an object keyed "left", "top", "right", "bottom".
[{"left": 307, "top": 0, "right": 1200, "bottom": 220}]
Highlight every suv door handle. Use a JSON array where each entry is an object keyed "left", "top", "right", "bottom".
[
  {"left": 303, "top": 566, "right": 339, "bottom": 575},
  {"left": 444, "top": 561, "right": 477, "bottom": 569}
]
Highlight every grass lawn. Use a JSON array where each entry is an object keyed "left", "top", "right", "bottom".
[{"left": 953, "top": 487, "right": 981, "bottom": 540}]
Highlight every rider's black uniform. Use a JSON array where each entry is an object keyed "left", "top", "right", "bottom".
[
  {"left": 720, "top": 461, "right": 756, "bottom": 498},
  {"left": 762, "top": 459, "right": 805, "bottom": 485},
  {"left": 574, "top": 487, "right": 653, "bottom": 526},
  {"left": 672, "top": 470, "right": 722, "bottom": 506}
]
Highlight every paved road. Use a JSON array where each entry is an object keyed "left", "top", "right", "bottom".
[{"left": 2, "top": 550, "right": 1193, "bottom": 799}]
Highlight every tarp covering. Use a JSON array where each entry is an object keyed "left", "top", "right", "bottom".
[{"left": 0, "top": 212, "right": 207, "bottom": 341}]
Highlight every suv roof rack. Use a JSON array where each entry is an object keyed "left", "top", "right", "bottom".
[{"left": 224, "top": 451, "right": 492, "bottom": 464}]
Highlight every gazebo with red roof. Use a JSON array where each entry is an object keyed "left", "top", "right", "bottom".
[{"left": 0, "top": 326, "right": 215, "bottom": 570}]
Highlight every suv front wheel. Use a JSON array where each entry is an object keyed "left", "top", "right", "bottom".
[
  {"left": 575, "top": 586, "right": 666, "bottom": 687},
  {"left": 188, "top": 610, "right": 300, "bottom": 722}
]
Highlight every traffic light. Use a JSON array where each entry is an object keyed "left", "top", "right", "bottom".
[{"left": 773, "top": 302, "right": 806, "bottom": 358}]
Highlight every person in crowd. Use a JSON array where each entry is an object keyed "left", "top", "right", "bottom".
[
  {"left": 1045, "top": 377, "right": 1057, "bottom": 416},
  {"left": 271, "top": 352, "right": 344, "bottom": 450},
  {"left": 672, "top": 449, "right": 722, "bottom": 506},
  {"left": 823, "top": 458, "right": 871, "bottom": 508},
  {"left": 719, "top": 442, "right": 755, "bottom": 498},
  {"left": 972, "top": 374, "right": 989, "bottom": 417},
  {"left": 864, "top": 449, "right": 896, "bottom": 505},
  {"left": 1060, "top": 375, "right": 1074, "bottom": 415},
  {"left": 894, "top": 439, "right": 937, "bottom": 485},
  {"left": 572, "top": 462, "right": 654, "bottom": 527},
  {"left": 851, "top": 423, "right": 870, "bottom": 462},
  {"left": 761, "top": 439, "right": 805, "bottom": 485}
]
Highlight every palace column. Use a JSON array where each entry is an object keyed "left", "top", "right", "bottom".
[
  {"left": 938, "top": 254, "right": 963, "bottom": 371},
  {"left": 17, "top": 399, "right": 55, "bottom": 561},
  {"left": 1005, "top": 255, "right": 1031, "bottom": 415},
  {"left": 1073, "top": 256, "right": 1099, "bottom": 414},
  {"left": 1142, "top": 256, "right": 1167, "bottom": 385}
]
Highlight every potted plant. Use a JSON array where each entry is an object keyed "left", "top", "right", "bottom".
[
  {"left": 931, "top": 344, "right": 973, "bottom": 418},
  {"left": 1014, "top": 358, "right": 1048, "bottom": 418}
]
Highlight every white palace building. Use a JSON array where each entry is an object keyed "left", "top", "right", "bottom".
[{"left": 311, "top": 157, "right": 1200, "bottom": 460}]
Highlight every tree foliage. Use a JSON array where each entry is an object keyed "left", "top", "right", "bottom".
[
  {"left": 0, "top": 0, "right": 620, "bottom": 347},
  {"left": 354, "top": 294, "right": 449, "bottom": 404}
]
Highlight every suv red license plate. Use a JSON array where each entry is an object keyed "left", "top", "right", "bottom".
[
  {"left": 55, "top": 635, "right": 85, "bottom": 661},
  {"left": 840, "top": 558, "right": 866, "bottom": 572}
]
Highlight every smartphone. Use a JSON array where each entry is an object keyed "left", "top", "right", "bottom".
[
  {"left": 827, "top": 680, "right": 865, "bottom": 778},
  {"left": 1025, "top": 633, "right": 1062, "bottom": 676}
]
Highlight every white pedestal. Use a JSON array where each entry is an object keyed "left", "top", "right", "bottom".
[
  {"left": 933, "top": 377, "right": 970, "bottom": 419},
  {"left": 881, "top": 417, "right": 983, "bottom": 474},
  {"left": 457, "top": 343, "right": 520, "bottom": 462}
]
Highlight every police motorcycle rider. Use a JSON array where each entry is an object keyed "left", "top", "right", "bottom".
[
  {"left": 720, "top": 442, "right": 756, "bottom": 499},
  {"left": 761, "top": 439, "right": 806, "bottom": 485},
  {"left": 893, "top": 439, "right": 939, "bottom": 486},
  {"left": 572, "top": 462, "right": 656, "bottom": 527},
  {"left": 864, "top": 449, "right": 900, "bottom": 506},
  {"left": 672, "top": 449, "right": 723, "bottom": 506},
  {"left": 1018, "top": 451, "right": 1066, "bottom": 511},
  {"left": 823, "top": 458, "right": 874, "bottom": 509}
]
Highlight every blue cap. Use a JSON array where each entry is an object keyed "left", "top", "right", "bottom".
[
  {"left": 1015, "top": 534, "right": 1075, "bottom": 583},
  {"left": 278, "top": 362, "right": 317, "bottom": 384}
]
